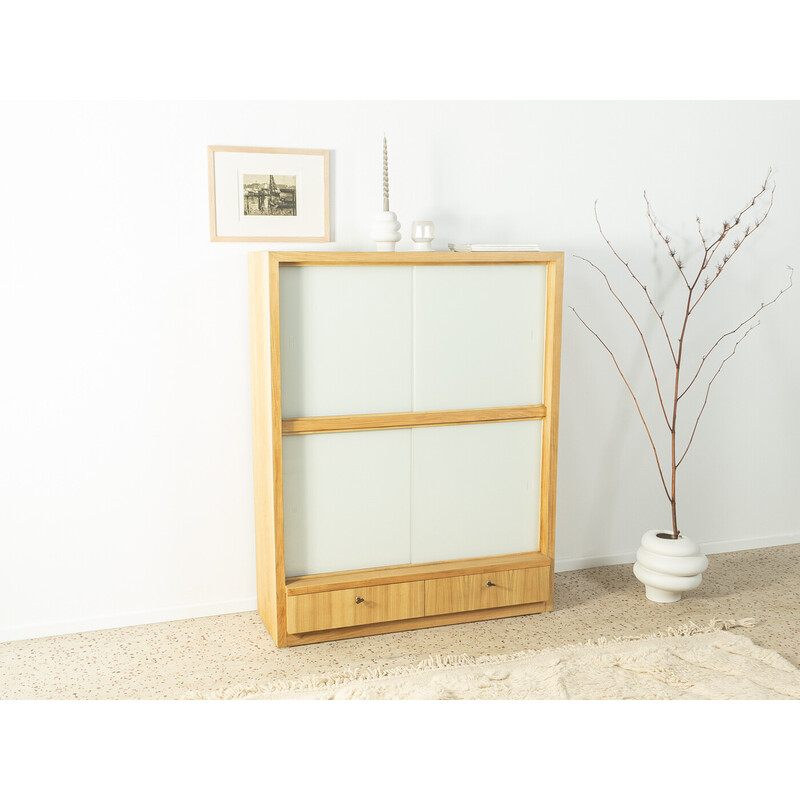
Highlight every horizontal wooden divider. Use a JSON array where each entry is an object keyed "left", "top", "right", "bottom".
[
  {"left": 282, "top": 405, "right": 547, "bottom": 435},
  {"left": 285, "top": 551, "right": 552, "bottom": 595}
]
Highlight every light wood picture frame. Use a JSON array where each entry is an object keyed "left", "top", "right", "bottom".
[{"left": 208, "top": 146, "right": 330, "bottom": 242}]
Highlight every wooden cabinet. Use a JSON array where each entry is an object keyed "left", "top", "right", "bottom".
[{"left": 249, "top": 251, "right": 563, "bottom": 647}]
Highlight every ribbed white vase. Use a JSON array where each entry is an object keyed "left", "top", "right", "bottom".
[
  {"left": 371, "top": 211, "right": 401, "bottom": 251},
  {"left": 633, "top": 529, "right": 709, "bottom": 603}
]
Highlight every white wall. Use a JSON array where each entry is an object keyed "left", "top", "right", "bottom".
[{"left": 1, "top": 101, "right": 798, "bottom": 642}]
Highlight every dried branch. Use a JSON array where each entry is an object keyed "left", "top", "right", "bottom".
[
  {"left": 645, "top": 192, "right": 691, "bottom": 290},
  {"left": 675, "top": 323, "right": 761, "bottom": 468},
  {"left": 679, "top": 267, "right": 794, "bottom": 401},
  {"left": 704, "top": 169, "right": 773, "bottom": 267},
  {"left": 570, "top": 306, "right": 672, "bottom": 502},
  {"left": 690, "top": 174, "right": 775, "bottom": 313},
  {"left": 596, "top": 202, "right": 678, "bottom": 365},
  {"left": 575, "top": 172, "right": 791, "bottom": 538},
  {"left": 574, "top": 255, "right": 672, "bottom": 429},
  {"left": 696, "top": 215, "right": 707, "bottom": 249}
]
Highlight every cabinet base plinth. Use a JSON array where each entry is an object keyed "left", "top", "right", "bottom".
[{"left": 281, "top": 601, "right": 550, "bottom": 647}]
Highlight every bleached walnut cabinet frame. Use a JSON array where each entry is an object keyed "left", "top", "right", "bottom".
[{"left": 248, "top": 251, "right": 564, "bottom": 647}]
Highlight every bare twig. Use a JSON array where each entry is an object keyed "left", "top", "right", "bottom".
[
  {"left": 696, "top": 216, "right": 707, "bottom": 249},
  {"left": 571, "top": 306, "right": 672, "bottom": 502},
  {"left": 690, "top": 174, "right": 775, "bottom": 313},
  {"left": 676, "top": 324, "right": 761, "bottom": 468},
  {"left": 596, "top": 202, "right": 678, "bottom": 365},
  {"left": 644, "top": 192, "right": 691, "bottom": 290},
  {"left": 679, "top": 267, "right": 794, "bottom": 400},
  {"left": 704, "top": 169, "right": 773, "bottom": 268},
  {"left": 574, "top": 255, "right": 672, "bottom": 429}
]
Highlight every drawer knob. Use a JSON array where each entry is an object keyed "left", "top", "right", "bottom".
[
  {"left": 486, "top": 581, "right": 497, "bottom": 587},
  {"left": 355, "top": 596, "right": 365, "bottom": 604}
]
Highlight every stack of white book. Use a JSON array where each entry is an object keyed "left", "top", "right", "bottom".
[{"left": 448, "top": 243, "right": 541, "bottom": 252}]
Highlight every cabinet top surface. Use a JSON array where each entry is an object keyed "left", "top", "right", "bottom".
[{"left": 255, "top": 251, "right": 564, "bottom": 266}]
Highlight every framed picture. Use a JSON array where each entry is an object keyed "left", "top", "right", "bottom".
[{"left": 208, "top": 145, "right": 330, "bottom": 242}]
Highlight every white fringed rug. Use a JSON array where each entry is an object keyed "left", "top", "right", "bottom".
[{"left": 185, "top": 619, "right": 800, "bottom": 700}]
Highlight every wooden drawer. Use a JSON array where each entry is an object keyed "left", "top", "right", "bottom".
[
  {"left": 424, "top": 566, "right": 550, "bottom": 617},
  {"left": 286, "top": 581, "right": 425, "bottom": 634}
]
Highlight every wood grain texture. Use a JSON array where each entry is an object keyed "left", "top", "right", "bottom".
[
  {"left": 286, "top": 582, "right": 425, "bottom": 634},
  {"left": 267, "top": 254, "right": 288, "bottom": 644},
  {"left": 248, "top": 253, "right": 288, "bottom": 645},
  {"left": 282, "top": 405, "right": 546, "bottom": 435},
  {"left": 539, "top": 255, "right": 564, "bottom": 566},
  {"left": 248, "top": 254, "right": 279, "bottom": 642},
  {"left": 424, "top": 566, "right": 551, "bottom": 617},
  {"left": 269, "top": 251, "right": 563, "bottom": 266},
  {"left": 285, "top": 552, "right": 552, "bottom": 595},
  {"left": 284, "top": 602, "right": 549, "bottom": 646}
]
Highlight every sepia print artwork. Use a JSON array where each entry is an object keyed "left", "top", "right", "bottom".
[
  {"left": 208, "top": 145, "right": 329, "bottom": 241},
  {"left": 243, "top": 174, "right": 297, "bottom": 217}
]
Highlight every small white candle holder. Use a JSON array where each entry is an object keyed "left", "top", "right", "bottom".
[
  {"left": 411, "top": 220, "right": 435, "bottom": 251},
  {"left": 371, "top": 211, "right": 401, "bottom": 251}
]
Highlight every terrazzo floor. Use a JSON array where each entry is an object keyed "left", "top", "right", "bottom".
[{"left": 2, "top": 543, "right": 799, "bottom": 700}]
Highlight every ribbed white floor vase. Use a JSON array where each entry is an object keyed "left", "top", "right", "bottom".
[{"left": 633, "top": 530, "right": 710, "bottom": 602}]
